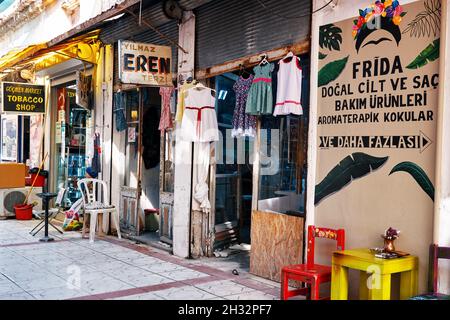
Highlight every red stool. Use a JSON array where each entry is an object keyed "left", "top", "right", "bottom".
[{"left": 281, "top": 225, "right": 345, "bottom": 300}]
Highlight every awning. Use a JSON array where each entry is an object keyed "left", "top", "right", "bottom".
[
  {"left": 0, "top": 43, "right": 48, "bottom": 73},
  {"left": 0, "top": 29, "right": 102, "bottom": 76}
]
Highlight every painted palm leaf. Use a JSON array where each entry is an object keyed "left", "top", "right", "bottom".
[
  {"left": 389, "top": 162, "right": 434, "bottom": 200},
  {"left": 315, "top": 153, "right": 389, "bottom": 205},
  {"left": 403, "top": 0, "right": 441, "bottom": 38},
  {"left": 318, "top": 56, "right": 349, "bottom": 87},
  {"left": 406, "top": 38, "right": 440, "bottom": 69},
  {"left": 319, "top": 24, "right": 343, "bottom": 51}
]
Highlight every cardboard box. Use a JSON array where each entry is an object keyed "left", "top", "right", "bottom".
[{"left": 0, "top": 163, "right": 26, "bottom": 189}]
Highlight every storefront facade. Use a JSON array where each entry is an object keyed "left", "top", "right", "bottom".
[
  {"left": 99, "top": 1, "right": 312, "bottom": 284},
  {"left": 309, "top": 0, "right": 450, "bottom": 296},
  {"left": 0, "top": 0, "right": 140, "bottom": 225},
  {"left": 0, "top": 33, "right": 110, "bottom": 214},
  {"left": 185, "top": 1, "right": 311, "bottom": 278}
]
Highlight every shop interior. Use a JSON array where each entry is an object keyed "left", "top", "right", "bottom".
[
  {"left": 214, "top": 72, "right": 254, "bottom": 248},
  {"left": 52, "top": 82, "right": 91, "bottom": 209}
]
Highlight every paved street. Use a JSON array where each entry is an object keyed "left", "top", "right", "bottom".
[{"left": 0, "top": 220, "right": 280, "bottom": 300}]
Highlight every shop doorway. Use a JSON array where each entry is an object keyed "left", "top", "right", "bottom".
[
  {"left": 118, "top": 87, "right": 172, "bottom": 250},
  {"left": 119, "top": 88, "right": 140, "bottom": 235}
]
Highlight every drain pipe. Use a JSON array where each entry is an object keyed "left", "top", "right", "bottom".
[{"left": 433, "top": 0, "right": 449, "bottom": 245}]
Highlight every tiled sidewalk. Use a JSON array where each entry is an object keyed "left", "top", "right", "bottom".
[{"left": 0, "top": 220, "right": 279, "bottom": 300}]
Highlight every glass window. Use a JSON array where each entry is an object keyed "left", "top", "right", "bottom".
[
  {"left": 257, "top": 54, "right": 309, "bottom": 214},
  {"left": 214, "top": 73, "right": 254, "bottom": 228},
  {"left": 163, "top": 130, "right": 175, "bottom": 193},
  {"left": 1, "top": 115, "right": 18, "bottom": 162},
  {"left": 124, "top": 89, "right": 140, "bottom": 188}
]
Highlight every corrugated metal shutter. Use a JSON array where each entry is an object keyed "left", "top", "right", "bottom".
[
  {"left": 100, "top": 0, "right": 211, "bottom": 45},
  {"left": 132, "top": 20, "right": 179, "bottom": 77},
  {"left": 195, "top": 0, "right": 311, "bottom": 70},
  {"left": 112, "top": 20, "right": 179, "bottom": 87}
]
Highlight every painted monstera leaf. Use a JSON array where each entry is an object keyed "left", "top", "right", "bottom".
[
  {"left": 315, "top": 153, "right": 389, "bottom": 205},
  {"left": 318, "top": 56, "right": 349, "bottom": 87},
  {"left": 319, "top": 52, "right": 328, "bottom": 60},
  {"left": 319, "top": 24, "right": 343, "bottom": 51},
  {"left": 406, "top": 38, "right": 440, "bottom": 69},
  {"left": 389, "top": 162, "right": 434, "bottom": 200}
]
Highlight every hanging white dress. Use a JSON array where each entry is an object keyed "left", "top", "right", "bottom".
[
  {"left": 273, "top": 54, "right": 303, "bottom": 116},
  {"left": 179, "top": 87, "right": 219, "bottom": 142},
  {"left": 180, "top": 87, "right": 219, "bottom": 214}
]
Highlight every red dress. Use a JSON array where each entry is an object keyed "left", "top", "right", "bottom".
[{"left": 159, "top": 87, "right": 174, "bottom": 133}]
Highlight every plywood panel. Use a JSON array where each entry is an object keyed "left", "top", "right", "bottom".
[{"left": 250, "top": 210, "right": 304, "bottom": 282}]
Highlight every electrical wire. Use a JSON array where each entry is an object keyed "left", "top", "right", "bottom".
[
  {"left": 255, "top": 0, "right": 335, "bottom": 20},
  {"left": 139, "top": 0, "right": 142, "bottom": 26}
]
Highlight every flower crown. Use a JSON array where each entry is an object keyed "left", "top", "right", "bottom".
[{"left": 352, "top": 0, "right": 406, "bottom": 39}]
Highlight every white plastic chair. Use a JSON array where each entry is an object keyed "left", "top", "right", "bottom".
[{"left": 78, "top": 178, "right": 121, "bottom": 243}]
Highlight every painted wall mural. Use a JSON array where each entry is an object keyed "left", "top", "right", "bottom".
[{"left": 315, "top": 0, "right": 440, "bottom": 292}]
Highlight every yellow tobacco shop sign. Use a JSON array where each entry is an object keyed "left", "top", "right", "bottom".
[
  {"left": 1, "top": 82, "right": 45, "bottom": 114},
  {"left": 118, "top": 40, "right": 172, "bottom": 86}
]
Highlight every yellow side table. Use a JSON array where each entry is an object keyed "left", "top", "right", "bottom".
[{"left": 331, "top": 248, "right": 419, "bottom": 300}]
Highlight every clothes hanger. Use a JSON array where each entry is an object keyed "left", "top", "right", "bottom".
[
  {"left": 282, "top": 51, "right": 296, "bottom": 62},
  {"left": 259, "top": 53, "right": 269, "bottom": 66},
  {"left": 238, "top": 64, "right": 251, "bottom": 78},
  {"left": 192, "top": 82, "right": 216, "bottom": 93}
]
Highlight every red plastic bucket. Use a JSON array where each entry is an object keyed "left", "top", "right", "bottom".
[
  {"left": 30, "top": 173, "right": 45, "bottom": 187},
  {"left": 14, "top": 204, "right": 33, "bottom": 220}
]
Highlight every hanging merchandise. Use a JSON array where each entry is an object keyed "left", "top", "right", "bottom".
[
  {"left": 245, "top": 57, "right": 275, "bottom": 116},
  {"left": 273, "top": 51, "right": 303, "bottom": 116},
  {"left": 175, "top": 79, "right": 197, "bottom": 123},
  {"left": 180, "top": 84, "right": 219, "bottom": 142},
  {"left": 92, "top": 133, "right": 101, "bottom": 174},
  {"left": 232, "top": 74, "right": 257, "bottom": 138},
  {"left": 158, "top": 86, "right": 175, "bottom": 133},
  {"left": 113, "top": 92, "right": 127, "bottom": 132},
  {"left": 194, "top": 142, "right": 212, "bottom": 214},
  {"left": 180, "top": 83, "right": 219, "bottom": 214}
]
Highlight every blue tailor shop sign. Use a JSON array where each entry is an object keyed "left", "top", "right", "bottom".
[{"left": 1, "top": 82, "right": 46, "bottom": 114}]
